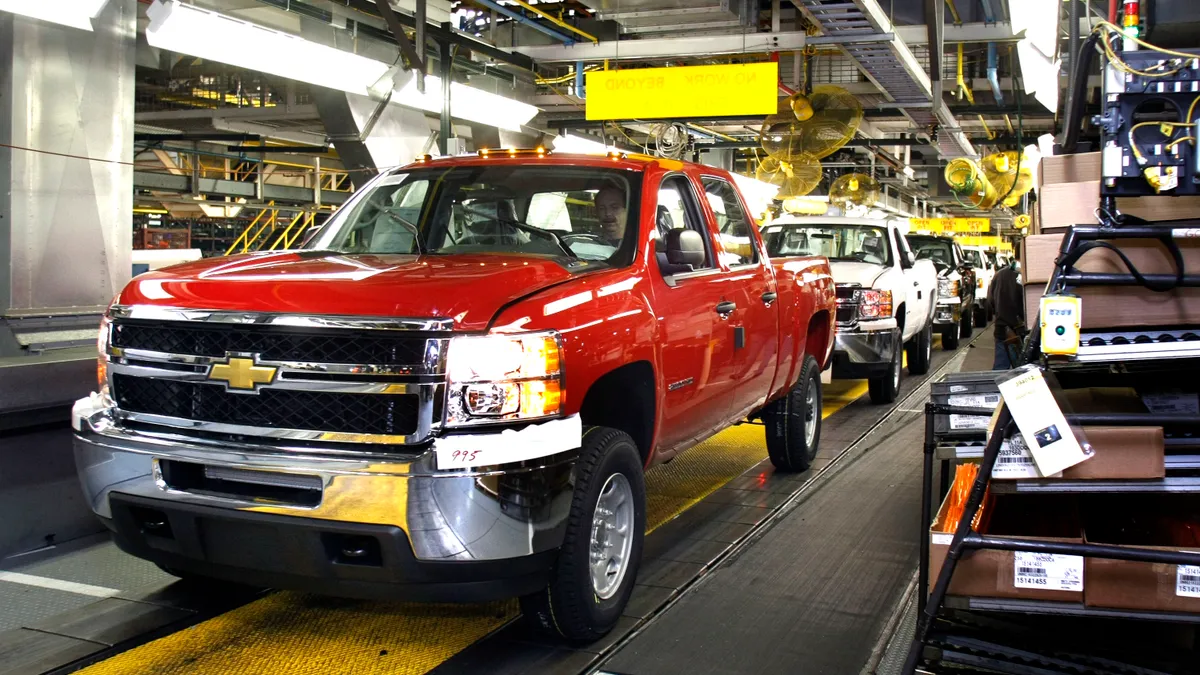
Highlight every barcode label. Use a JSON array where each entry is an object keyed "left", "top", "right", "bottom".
[
  {"left": 948, "top": 393, "right": 1001, "bottom": 409},
  {"left": 992, "top": 439, "right": 1043, "bottom": 479},
  {"left": 949, "top": 413, "right": 990, "bottom": 430},
  {"left": 1014, "top": 552, "right": 1083, "bottom": 591},
  {"left": 1177, "top": 565, "right": 1200, "bottom": 597}
]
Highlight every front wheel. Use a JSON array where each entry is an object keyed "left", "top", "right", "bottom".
[
  {"left": 973, "top": 305, "right": 988, "bottom": 328},
  {"left": 521, "top": 427, "right": 645, "bottom": 643},
  {"left": 960, "top": 305, "right": 974, "bottom": 338},
  {"left": 940, "top": 324, "right": 960, "bottom": 350},
  {"left": 906, "top": 323, "right": 933, "bottom": 376},
  {"left": 763, "top": 354, "right": 822, "bottom": 472},
  {"left": 868, "top": 339, "right": 902, "bottom": 404}
]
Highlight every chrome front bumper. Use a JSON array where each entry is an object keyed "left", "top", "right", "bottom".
[
  {"left": 934, "top": 299, "right": 963, "bottom": 326},
  {"left": 831, "top": 324, "right": 899, "bottom": 378},
  {"left": 72, "top": 394, "right": 577, "bottom": 564}
]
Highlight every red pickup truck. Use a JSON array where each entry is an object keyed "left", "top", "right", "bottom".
[{"left": 73, "top": 151, "right": 836, "bottom": 641}]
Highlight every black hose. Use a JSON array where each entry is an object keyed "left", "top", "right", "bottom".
[{"left": 1059, "top": 31, "right": 1102, "bottom": 154}]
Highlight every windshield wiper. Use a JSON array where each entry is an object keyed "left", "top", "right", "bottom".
[
  {"left": 459, "top": 206, "right": 577, "bottom": 259},
  {"left": 377, "top": 208, "right": 424, "bottom": 255},
  {"left": 498, "top": 218, "right": 578, "bottom": 259}
]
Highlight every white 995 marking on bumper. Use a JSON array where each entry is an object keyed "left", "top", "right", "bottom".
[{"left": 435, "top": 414, "right": 583, "bottom": 470}]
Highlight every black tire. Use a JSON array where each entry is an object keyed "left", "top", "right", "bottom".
[
  {"left": 868, "top": 338, "right": 902, "bottom": 404},
  {"left": 906, "top": 323, "right": 933, "bottom": 376},
  {"left": 974, "top": 305, "right": 988, "bottom": 327},
  {"left": 520, "top": 427, "right": 645, "bottom": 643},
  {"left": 763, "top": 354, "right": 822, "bottom": 472},
  {"left": 960, "top": 305, "right": 974, "bottom": 338},
  {"left": 941, "top": 324, "right": 960, "bottom": 350}
]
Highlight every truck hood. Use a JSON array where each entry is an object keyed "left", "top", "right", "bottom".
[
  {"left": 828, "top": 261, "right": 888, "bottom": 288},
  {"left": 116, "top": 251, "right": 584, "bottom": 331}
]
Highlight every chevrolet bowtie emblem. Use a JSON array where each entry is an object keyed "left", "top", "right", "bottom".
[{"left": 208, "top": 356, "right": 277, "bottom": 391}]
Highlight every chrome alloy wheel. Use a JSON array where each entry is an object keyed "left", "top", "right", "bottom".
[
  {"left": 590, "top": 473, "right": 634, "bottom": 600},
  {"left": 804, "top": 378, "right": 819, "bottom": 448}
]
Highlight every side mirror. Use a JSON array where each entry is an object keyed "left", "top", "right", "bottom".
[
  {"left": 665, "top": 229, "right": 706, "bottom": 267},
  {"left": 899, "top": 250, "right": 915, "bottom": 269}
]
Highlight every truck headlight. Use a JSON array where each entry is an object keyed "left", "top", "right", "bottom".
[
  {"left": 938, "top": 278, "right": 959, "bottom": 298},
  {"left": 856, "top": 289, "right": 892, "bottom": 319},
  {"left": 96, "top": 314, "right": 111, "bottom": 394},
  {"left": 445, "top": 331, "right": 563, "bottom": 427}
]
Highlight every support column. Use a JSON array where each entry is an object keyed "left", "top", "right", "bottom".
[{"left": 0, "top": 2, "right": 135, "bottom": 318}]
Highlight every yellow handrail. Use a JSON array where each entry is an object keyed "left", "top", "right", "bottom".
[
  {"left": 225, "top": 203, "right": 277, "bottom": 256},
  {"left": 268, "top": 212, "right": 311, "bottom": 251}
]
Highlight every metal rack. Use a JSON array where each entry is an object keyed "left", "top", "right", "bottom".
[
  {"left": 906, "top": 403, "right": 1200, "bottom": 673},
  {"left": 907, "top": 215, "right": 1200, "bottom": 670}
]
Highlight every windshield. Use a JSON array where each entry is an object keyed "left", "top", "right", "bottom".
[
  {"left": 962, "top": 249, "right": 984, "bottom": 267},
  {"left": 307, "top": 164, "right": 642, "bottom": 268},
  {"left": 908, "top": 236, "right": 955, "bottom": 268},
  {"left": 761, "top": 223, "right": 893, "bottom": 266}
]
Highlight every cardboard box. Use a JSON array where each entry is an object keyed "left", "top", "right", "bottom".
[
  {"left": 1038, "top": 181, "right": 1200, "bottom": 232},
  {"left": 930, "top": 494, "right": 1084, "bottom": 602},
  {"left": 1084, "top": 496, "right": 1200, "bottom": 613},
  {"left": 1041, "top": 152, "right": 1101, "bottom": 187},
  {"left": 1061, "top": 426, "right": 1165, "bottom": 480},
  {"left": 1023, "top": 233, "right": 1200, "bottom": 285},
  {"left": 1026, "top": 283, "right": 1200, "bottom": 330}
]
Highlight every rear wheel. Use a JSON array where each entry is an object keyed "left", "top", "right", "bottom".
[
  {"left": 941, "top": 324, "right": 960, "bottom": 350},
  {"left": 763, "top": 355, "right": 822, "bottom": 472},
  {"left": 520, "top": 427, "right": 645, "bottom": 643},
  {"left": 868, "top": 339, "right": 902, "bottom": 404},
  {"left": 906, "top": 323, "right": 932, "bottom": 376}
]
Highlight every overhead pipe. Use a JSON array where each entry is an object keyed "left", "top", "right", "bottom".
[
  {"left": 978, "top": 0, "right": 996, "bottom": 24},
  {"left": 472, "top": 0, "right": 578, "bottom": 45},
  {"left": 986, "top": 42, "right": 1004, "bottom": 105}
]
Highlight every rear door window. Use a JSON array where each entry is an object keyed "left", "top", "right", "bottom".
[{"left": 701, "top": 177, "right": 758, "bottom": 267}]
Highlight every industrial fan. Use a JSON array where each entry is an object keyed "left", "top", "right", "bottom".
[
  {"left": 981, "top": 150, "right": 1035, "bottom": 208},
  {"left": 755, "top": 153, "right": 823, "bottom": 198},
  {"left": 944, "top": 158, "right": 999, "bottom": 210},
  {"left": 760, "top": 85, "right": 864, "bottom": 162},
  {"left": 829, "top": 173, "right": 880, "bottom": 209}
]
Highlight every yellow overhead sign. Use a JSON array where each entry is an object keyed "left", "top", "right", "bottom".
[
  {"left": 955, "top": 235, "right": 1002, "bottom": 247},
  {"left": 585, "top": 63, "right": 779, "bottom": 120},
  {"left": 909, "top": 217, "right": 990, "bottom": 233}
]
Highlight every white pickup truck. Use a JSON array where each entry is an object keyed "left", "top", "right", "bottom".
[
  {"left": 763, "top": 217, "right": 938, "bottom": 404},
  {"left": 962, "top": 245, "right": 995, "bottom": 326}
]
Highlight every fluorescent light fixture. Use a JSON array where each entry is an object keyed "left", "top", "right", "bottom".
[
  {"left": 146, "top": 0, "right": 537, "bottom": 131},
  {"left": 0, "top": 0, "right": 108, "bottom": 31}
]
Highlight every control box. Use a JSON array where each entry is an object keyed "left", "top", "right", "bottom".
[
  {"left": 1039, "top": 295, "right": 1082, "bottom": 356},
  {"left": 1099, "top": 47, "right": 1200, "bottom": 198}
]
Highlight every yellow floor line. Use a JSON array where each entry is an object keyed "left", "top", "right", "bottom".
[{"left": 81, "top": 382, "right": 871, "bottom": 675}]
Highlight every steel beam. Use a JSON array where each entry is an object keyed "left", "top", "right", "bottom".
[
  {"left": 133, "top": 172, "right": 348, "bottom": 205},
  {"left": 514, "top": 31, "right": 807, "bottom": 63}
]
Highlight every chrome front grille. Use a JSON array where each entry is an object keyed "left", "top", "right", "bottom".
[
  {"left": 835, "top": 283, "right": 861, "bottom": 327},
  {"left": 105, "top": 306, "right": 451, "bottom": 447}
]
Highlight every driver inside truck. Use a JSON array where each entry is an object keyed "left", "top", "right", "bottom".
[{"left": 595, "top": 184, "right": 628, "bottom": 246}]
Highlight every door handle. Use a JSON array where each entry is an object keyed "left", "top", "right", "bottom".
[
  {"left": 761, "top": 291, "right": 777, "bottom": 305},
  {"left": 715, "top": 301, "right": 737, "bottom": 319}
]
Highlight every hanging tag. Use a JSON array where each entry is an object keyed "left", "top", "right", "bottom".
[{"left": 995, "top": 365, "right": 1093, "bottom": 476}]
